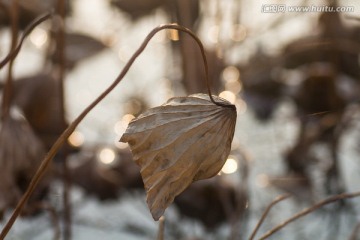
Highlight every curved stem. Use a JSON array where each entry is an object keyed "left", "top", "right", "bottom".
[
  {"left": 0, "top": 23, "right": 229, "bottom": 238},
  {"left": 248, "top": 194, "right": 290, "bottom": 240},
  {"left": 156, "top": 24, "right": 233, "bottom": 108},
  {"left": 258, "top": 191, "right": 360, "bottom": 240},
  {"left": 0, "top": 18, "right": 234, "bottom": 107},
  {"left": 0, "top": 11, "right": 53, "bottom": 69}
]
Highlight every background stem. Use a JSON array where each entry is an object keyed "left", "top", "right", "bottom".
[
  {"left": 258, "top": 191, "right": 360, "bottom": 240},
  {"left": 0, "top": 12, "right": 52, "bottom": 69},
  {"left": 249, "top": 194, "right": 290, "bottom": 240},
  {"left": 1, "top": 0, "right": 18, "bottom": 121},
  {"left": 54, "top": 0, "right": 71, "bottom": 239}
]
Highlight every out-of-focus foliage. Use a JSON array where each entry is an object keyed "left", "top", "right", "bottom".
[
  {"left": 0, "top": 0, "right": 71, "bottom": 29},
  {"left": 0, "top": 116, "right": 50, "bottom": 219}
]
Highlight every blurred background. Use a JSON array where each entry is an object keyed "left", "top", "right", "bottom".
[{"left": 0, "top": 0, "right": 360, "bottom": 239}]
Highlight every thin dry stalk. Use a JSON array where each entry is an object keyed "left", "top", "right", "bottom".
[
  {"left": 54, "top": 0, "right": 71, "bottom": 238},
  {"left": 258, "top": 191, "right": 360, "bottom": 240},
  {"left": 1, "top": 0, "right": 18, "bottom": 120},
  {"left": 55, "top": 0, "right": 66, "bottom": 117},
  {"left": 229, "top": 149, "right": 250, "bottom": 240},
  {"left": 0, "top": 23, "right": 221, "bottom": 239},
  {"left": 249, "top": 194, "right": 291, "bottom": 240},
  {"left": 0, "top": 12, "right": 53, "bottom": 69},
  {"left": 157, "top": 216, "right": 165, "bottom": 240},
  {"left": 34, "top": 202, "right": 60, "bottom": 240}
]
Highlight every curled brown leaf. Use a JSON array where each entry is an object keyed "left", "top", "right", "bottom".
[{"left": 121, "top": 93, "right": 237, "bottom": 220}]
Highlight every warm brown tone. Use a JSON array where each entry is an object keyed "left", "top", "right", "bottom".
[{"left": 121, "top": 94, "right": 237, "bottom": 220}]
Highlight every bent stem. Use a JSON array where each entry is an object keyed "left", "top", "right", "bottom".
[
  {"left": 0, "top": 11, "right": 53, "bottom": 69},
  {"left": 0, "top": 23, "right": 225, "bottom": 238},
  {"left": 248, "top": 194, "right": 290, "bottom": 240},
  {"left": 258, "top": 191, "right": 360, "bottom": 240}
]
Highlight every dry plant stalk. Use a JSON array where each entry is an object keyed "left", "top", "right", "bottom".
[
  {"left": 249, "top": 194, "right": 291, "bottom": 240},
  {"left": 121, "top": 94, "right": 236, "bottom": 220},
  {"left": 0, "top": 12, "right": 53, "bottom": 69},
  {"left": 257, "top": 191, "right": 360, "bottom": 240},
  {"left": 53, "top": 0, "right": 72, "bottom": 238},
  {"left": 157, "top": 216, "right": 165, "bottom": 240},
  {"left": 1, "top": 0, "right": 18, "bottom": 119},
  {"left": 0, "top": 17, "right": 234, "bottom": 238}
]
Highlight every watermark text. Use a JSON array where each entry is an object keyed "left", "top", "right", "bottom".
[{"left": 261, "top": 4, "right": 355, "bottom": 13}]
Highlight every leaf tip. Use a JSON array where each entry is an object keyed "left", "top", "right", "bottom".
[
  {"left": 119, "top": 133, "right": 128, "bottom": 143},
  {"left": 150, "top": 207, "right": 164, "bottom": 221}
]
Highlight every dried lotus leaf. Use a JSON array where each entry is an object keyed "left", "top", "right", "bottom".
[
  {"left": 0, "top": 116, "right": 46, "bottom": 213},
  {"left": 120, "top": 93, "right": 236, "bottom": 220},
  {"left": 0, "top": 117, "right": 45, "bottom": 174}
]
